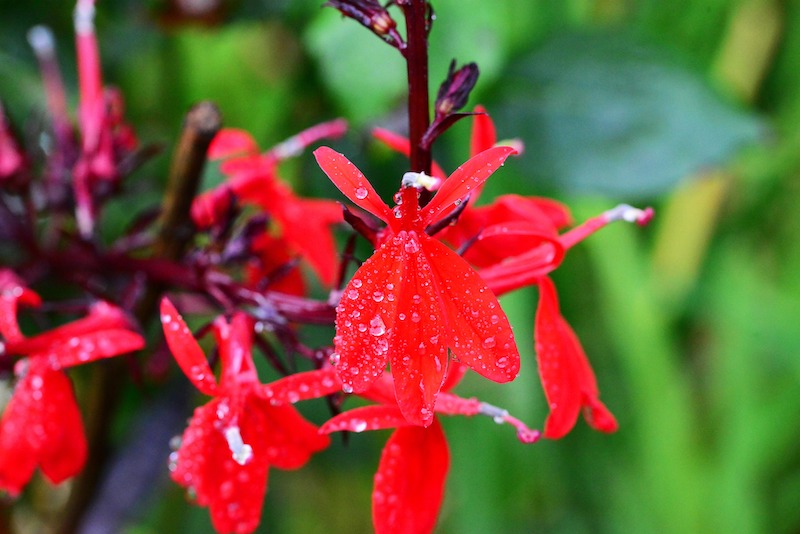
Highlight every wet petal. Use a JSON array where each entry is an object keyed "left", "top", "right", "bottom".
[
  {"left": 160, "top": 298, "right": 219, "bottom": 396},
  {"left": 171, "top": 399, "right": 269, "bottom": 534},
  {"left": 424, "top": 237, "right": 520, "bottom": 383},
  {"left": 388, "top": 232, "right": 447, "bottom": 427},
  {"left": 320, "top": 405, "right": 408, "bottom": 434},
  {"left": 36, "top": 370, "right": 87, "bottom": 484},
  {"left": 41, "top": 328, "right": 144, "bottom": 368},
  {"left": 373, "top": 421, "right": 449, "bottom": 534},
  {"left": 259, "top": 368, "right": 342, "bottom": 404},
  {"left": 421, "top": 146, "right": 516, "bottom": 227},
  {"left": 313, "top": 147, "right": 393, "bottom": 223},
  {"left": 333, "top": 241, "right": 402, "bottom": 394}
]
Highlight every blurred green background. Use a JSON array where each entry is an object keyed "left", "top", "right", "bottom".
[{"left": 2, "top": 0, "right": 800, "bottom": 532}]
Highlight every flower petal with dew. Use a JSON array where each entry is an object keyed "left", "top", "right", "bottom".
[{"left": 315, "top": 146, "right": 520, "bottom": 426}]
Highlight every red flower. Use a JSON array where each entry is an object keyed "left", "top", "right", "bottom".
[
  {"left": 313, "top": 145, "right": 520, "bottom": 427},
  {"left": 281, "top": 365, "right": 539, "bottom": 534},
  {"left": 192, "top": 122, "right": 346, "bottom": 286},
  {"left": 0, "top": 274, "right": 144, "bottom": 495},
  {"left": 480, "top": 204, "right": 653, "bottom": 438},
  {"left": 160, "top": 299, "right": 330, "bottom": 534}
]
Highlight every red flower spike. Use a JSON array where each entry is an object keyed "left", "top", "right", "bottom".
[
  {"left": 373, "top": 420, "right": 449, "bottom": 534},
  {"left": 535, "top": 276, "right": 618, "bottom": 439},
  {"left": 315, "top": 146, "right": 520, "bottom": 426},
  {"left": 163, "top": 307, "right": 329, "bottom": 534},
  {"left": 160, "top": 298, "right": 219, "bottom": 396}
]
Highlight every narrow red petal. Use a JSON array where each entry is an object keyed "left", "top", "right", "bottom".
[
  {"left": 421, "top": 146, "right": 516, "bottom": 227},
  {"left": 313, "top": 147, "right": 393, "bottom": 222},
  {"left": 0, "top": 371, "right": 45, "bottom": 495},
  {"left": 208, "top": 128, "right": 260, "bottom": 160},
  {"left": 480, "top": 244, "right": 564, "bottom": 297},
  {"left": 469, "top": 105, "right": 496, "bottom": 156},
  {"left": 37, "top": 370, "right": 88, "bottom": 484},
  {"left": 41, "top": 328, "right": 144, "bottom": 368},
  {"left": 277, "top": 197, "right": 342, "bottom": 286},
  {"left": 259, "top": 368, "right": 342, "bottom": 404},
  {"left": 388, "top": 232, "right": 448, "bottom": 427},
  {"left": 334, "top": 242, "right": 403, "bottom": 394},
  {"left": 424, "top": 237, "right": 520, "bottom": 383},
  {"left": 160, "top": 298, "right": 219, "bottom": 396},
  {"left": 320, "top": 405, "right": 408, "bottom": 434},
  {"left": 373, "top": 421, "right": 449, "bottom": 534},
  {"left": 535, "top": 277, "right": 587, "bottom": 439}
]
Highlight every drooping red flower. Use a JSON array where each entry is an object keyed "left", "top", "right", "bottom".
[
  {"left": 160, "top": 299, "right": 330, "bottom": 534},
  {"left": 0, "top": 274, "right": 144, "bottom": 495},
  {"left": 314, "top": 145, "right": 521, "bottom": 427},
  {"left": 192, "top": 123, "right": 346, "bottom": 286}
]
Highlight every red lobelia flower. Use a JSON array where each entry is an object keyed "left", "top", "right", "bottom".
[
  {"left": 192, "top": 122, "right": 347, "bottom": 286},
  {"left": 160, "top": 299, "right": 330, "bottom": 534},
  {"left": 0, "top": 273, "right": 144, "bottom": 495},
  {"left": 313, "top": 145, "right": 521, "bottom": 427}
]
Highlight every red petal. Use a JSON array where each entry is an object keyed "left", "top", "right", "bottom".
[
  {"left": 334, "top": 241, "right": 403, "bottom": 394},
  {"left": 40, "top": 328, "right": 144, "bottom": 368},
  {"left": 433, "top": 392, "right": 481, "bottom": 417},
  {"left": 372, "top": 128, "right": 447, "bottom": 180},
  {"left": 480, "top": 245, "right": 564, "bottom": 297},
  {"left": 469, "top": 105, "right": 496, "bottom": 156},
  {"left": 214, "top": 313, "right": 259, "bottom": 389},
  {"left": 535, "top": 277, "right": 617, "bottom": 438},
  {"left": 253, "top": 399, "right": 330, "bottom": 470},
  {"left": 373, "top": 421, "right": 449, "bottom": 534},
  {"left": 160, "top": 298, "right": 219, "bottom": 396},
  {"left": 388, "top": 232, "right": 448, "bottom": 427},
  {"left": 259, "top": 368, "right": 342, "bottom": 404},
  {"left": 424, "top": 237, "right": 520, "bottom": 383},
  {"left": 0, "top": 368, "right": 87, "bottom": 495},
  {"left": 36, "top": 370, "right": 87, "bottom": 484},
  {"left": 313, "top": 147, "right": 393, "bottom": 223},
  {"left": 171, "top": 399, "right": 269, "bottom": 534},
  {"left": 208, "top": 128, "right": 260, "bottom": 160},
  {"left": 320, "top": 405, "right": 409, "bottom": 434},
  {"left": 421, "top": 146, "right": 516, "bottom": 227}
]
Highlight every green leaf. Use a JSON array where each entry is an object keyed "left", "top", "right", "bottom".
[{"left": 494, "top": 31, "right": 765, "bottom": 198}]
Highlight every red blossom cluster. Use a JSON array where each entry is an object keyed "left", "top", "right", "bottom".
[{"left": 0, "top": 0, "right": 655, "bottom": 533}]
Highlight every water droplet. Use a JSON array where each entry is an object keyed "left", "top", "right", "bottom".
[
  {"left": 329, "top": 352, "right": 340, "bottom": 365},
  {"left": 342, "top": 384, "right": 354, "bottom": 394},
  {"left": 372, "top": 291, "right": 384, "bottom": 302},
  {"left": 347, "top": 289, "right": 359, "bottom": 300},
  {"left": 355, "top": 187, "right": 369, "bottom": 200},
  {"left": 369, "top": 315, "right": 386, "bottom": 336},
  {"left": 496, "top": 356, "right": 508, "bottom": 368},
  {"left": 490, "top": 314, "right": 500, "bottom": 324},
  {"left": 352, "top": 278, "right": 363, "bottom": 288},
  {"left": 411, "top": 312, "right": 421, "bottom": 323},
  {"left": 350, "top": 367, "right": 360, "bottom": 376},
  {"left": 483, "top": 337, "right": 496, "bottom": 348},
  {"left": 352, "top": 419, "right": 367, "bottom": 432},
  {"left": 412, "top": 294, "right": 422, "bottom": 305},
  {"left": 404, "top": 239, "right": 420, "bottom": 253}
]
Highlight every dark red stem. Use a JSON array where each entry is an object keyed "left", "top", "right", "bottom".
[{"left": 399, "top": 0, "right": 432, "bottom": 177}]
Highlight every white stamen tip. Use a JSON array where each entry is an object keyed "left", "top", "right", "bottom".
[
  {"left": 402, "top": 171, "right": 440, "bottom": 191},
  {"left": 224, "top": 426, "right": 254, "bottom": 466},
  {"left": 27, "top": 26, "right": 55, "bottom": 55},
  {"left": 605, "top": 204, "right": 654, "bottom": 226},
  {"left": 74, "top": 0, "right": 96, "bottom": 34}
]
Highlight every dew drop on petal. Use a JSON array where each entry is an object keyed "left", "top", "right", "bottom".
[
  {"left": 355, "top": 187, "right": 369, "bottom": 200},
  {"left": 404, "top": 239, "right": 420, "bottom": 253},
  {"left": 369, "top": 315, "right": 386, "bottom": 336},
  {"left": 353, "top": 419, "right": 367, "bottom": 433},
  {"left": 483, "top": 337, "right": 496, "bottom": 348},
  {"left": 372, "top": 291, "right": 384, "bottom": 302},
  {"left": 490, "top": 314, "right": 500, "bottom": 325},
  {"left": 342, "top": 384, "right": 354, "bottom": 394},
  {"left": 352, "top": 278, "right": 363, "bottom": 288},
  {"left": 330, "top": 352, "right": 340, "bottom": 365},
  {"left": 496, "top": 356, "right": 508, "bottom": 368}
]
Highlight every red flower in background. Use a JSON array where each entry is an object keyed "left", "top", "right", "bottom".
[
  {"left": 192, "top": 121, "right": 347, "bottom": 286},
  {"left": 0, "top": 271, "right": 144, "bottom": 495},
  {"left": 314, "top": 145, "right": 520, "bottom": 427},
  {"left": 160, "top": 299, "right": 329, "bottom": 533}
]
